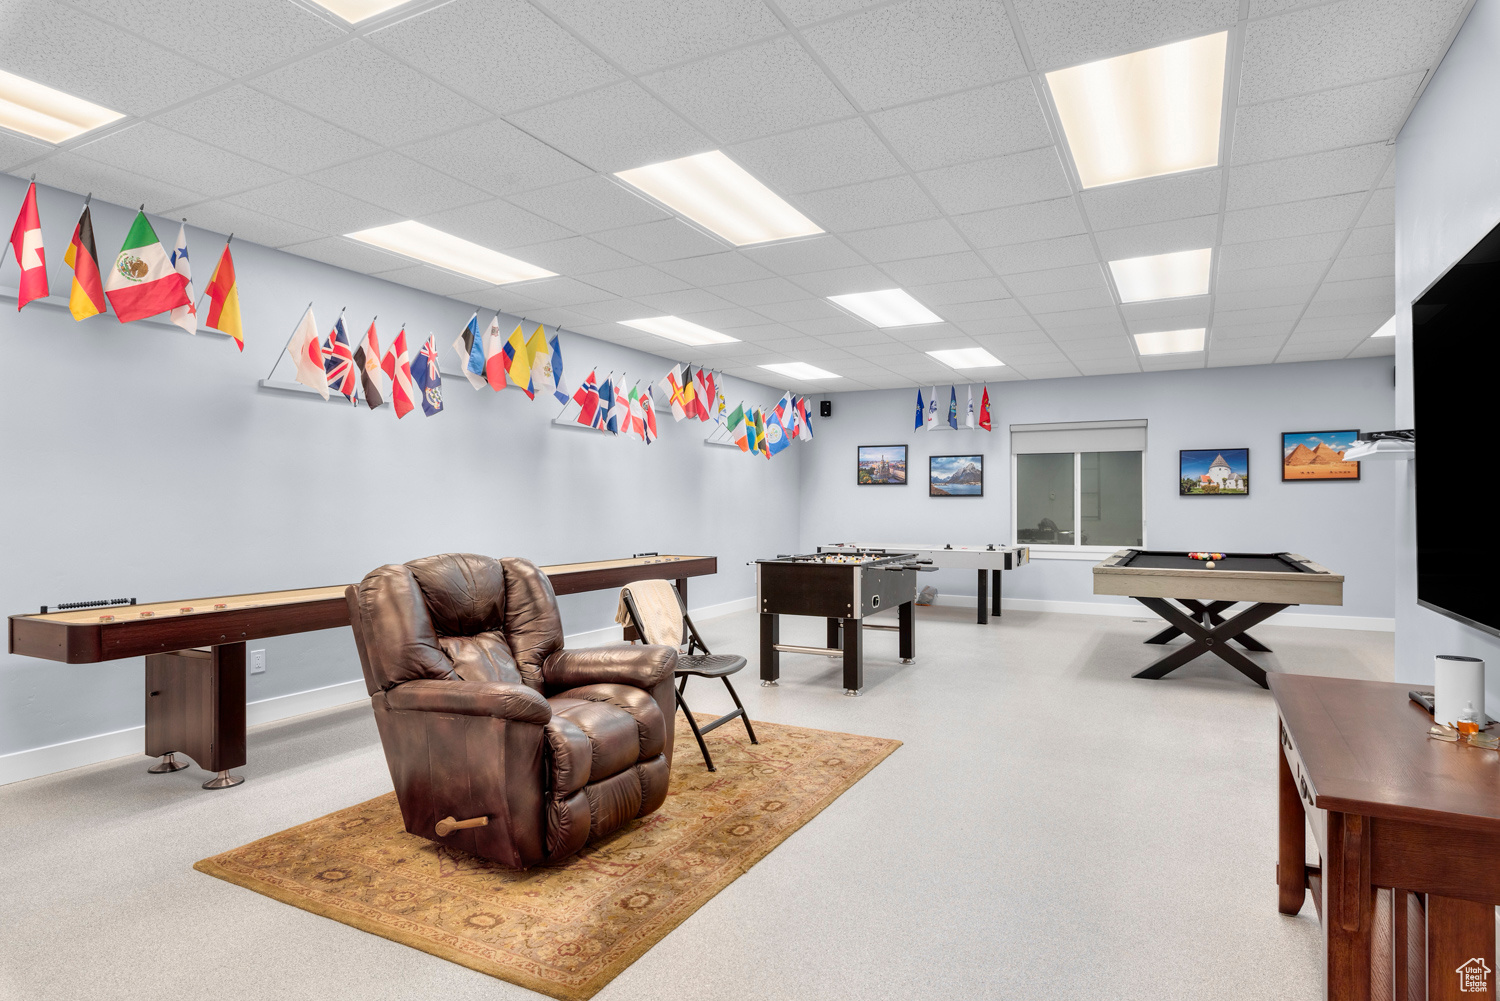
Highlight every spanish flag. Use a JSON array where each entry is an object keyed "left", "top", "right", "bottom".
[
  {"left": 203, "top": 243, "right": 243, "bottom": 350},
  {"left": 63, "top": 204, "right": 106, "bottom": 321}
]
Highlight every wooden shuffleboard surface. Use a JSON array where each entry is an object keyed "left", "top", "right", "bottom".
[{"left": 9, "top": 555, "right": 717, "bottom": 664}]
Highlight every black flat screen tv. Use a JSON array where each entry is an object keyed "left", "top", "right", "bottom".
[{"left": 1413, "top": 219, "right": 1500, "bottom": 638}]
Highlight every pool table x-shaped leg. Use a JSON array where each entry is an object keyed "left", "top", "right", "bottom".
[
  {"left": 1131, "top": 597, "right": 1290, "bottom": 688},
  {"left": 1143, "top": 599, "right": 1273, "bottom": 652}
]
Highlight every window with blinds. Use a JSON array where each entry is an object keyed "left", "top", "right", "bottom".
[{"left": 1010, "top": 420, "right": 1145, "bottom": 550}]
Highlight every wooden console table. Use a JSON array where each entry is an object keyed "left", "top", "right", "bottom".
[{"left": 1272, "top": 674, "right": 1499, "bottom": 1000}]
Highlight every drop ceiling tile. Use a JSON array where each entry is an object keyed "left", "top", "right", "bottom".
[
  {"left": 880, "top": 251, "right": 993, "bottom": 286},
  {"left": 1037, "top": 306, "right": 1124, "bottom": 331},
  {"left": 1119, "top": 297, "right": 1211, "bottom": 328},
  {"left": 841, "top": 219, "right": 970, "bottom": 263},
  {"left": 1221, "top": 193, "right": 1366, "bottom": 245},
  {"left": 919, "top": 147, "right": 1072, "bottom": 215},
  {"left": 742, "top": 236, "right": 866, "bottom": 275},
  {"left": 802, "top": 0, "right": 1026, "bottom": 111},
  {"left": 1212, "top": 303, "right": 1303, "bottom": 326},
  {"left": 521, "top": 306, "right": 604, "bottom": 330},
  {"left": 1078, "top": 170, "right": 1223, "bottom": 230},
  {"left": 788, "top": 264, "right": 894, "bottom": 297},
  {"left": 1231, "top": 73, "right": 1422, "bottom": 165},
  {"left": 1022, "top": 288, "right": 1116, "bottom": 314},
  {"left": 1011, "top": 0, "right": 1239, "bottom": 70},
  {"left": 819, "top": 330, "right": 898, "bottom": 348},
  {"left": 156, "top": 86, "right": 380, "bottom": 175},
  {"left": 1214, "top": 259, "right": 1328, "bottom": 292},
  {"left": 0, "top": 0, "right": 227, "bottom": 116},
  {"left": 679, "top": 306, "right": 776, "bottom": 330},
  {"left": 938, "top": 299, "right": 1030, "bottom": 322},
  {"left": 540, "top": 0, "right": 783, "bottom": 74},
  {"left": 1217, "top": 231, "right": 1343, "bottom": 271},
  {"left": 1302, "top": 296, "right": 1392, "bottom": 319},
  {"left": 506, "top": 176, "right": 671, "bottom": 236},
  {"left": 1136, "top": 353, "right": 1204, "bottom": 372},
  {"left": 756, "top": 298, "right": 846, "bottom": 322},
  {"left": 707, "top": 277, "right": 811, "bottom": 307},
  {"left": 71, "top": 122, "right": 284, "bottom": 199},
  {"left": 906, "top": 277, "right": 1012, "bottom": 306},
  {"left": 591, "top": 218, "right": 729, "bottom": 263},
  {"left": 509, "top": 82, "right": 712, "bottom": 174},
  {"left": 1277, "top": 346, "right": 1352, "bottom": 362},
  {"left": 399, "top": 120, "right": 593, "bottom": 199},
  {"left": 576, "top": 265, "right": 691, "bottom": 298},
  {"left": 369, "top": 0, "right": 619, "bottom": 114},
  {"left": 228, "top": 177, "right": 400, "bottom": 234},
  {"left": 1310, "top": 275, "right": 1395, "bottom": 305},
  {"left": 728, "top": 118, "right": 904, "bottom": 196},
  {"left": 1358, "top": 187, "right": 1395, "bottom": 229},
  {"left": 513, "top": 277, "right": 616, "bottom": 308},
  {"left": 789, "top": 315, "right": 872, "bottom": 336},
  {"left": 981, "top": 235, "right": 1098, "bottom": 275},
  {"left": 1064, "top": 338, "right": 1137, "bottom": 359},
  {"left": 33, "top": 152, "right": 206, "bottom": 218},
  {"left": 1093, "top": 215, "right": 1218, "bottom": 260},
  {"left": 643, "top": 36, "right": 854, "bottom": 145},
  {"left": 419, "top": 199, "right": 574, "bottom": 253},
  {"left": 462, "top": 287, "right": 547, "bottom": 314},
  {"left": 574, "top": 298, "right": 662, "bottom": 322},
  {"left": 1239, "top": 0, "right": 1469, "bottom": 104},
  {"left": 654, "top": 253, "right": 774, "bottom": 287},
  {"left": 1214, "top": 285, "right": 1315, "bottom": 310},
  {"left": 0, "top": 132, "right": 48, "bottom": 171},
  {"left": 1225, "top": 143, "right": 1390, "bottom": 210},
  {"left": 634, "top": 288, "right": 739, "bottom": 315},
  {"left": 731, "top": 322, "right": 803, "bottom": 342},
  {"left": 870, "top": 77, "right": 1052, "bottom": 172},
  {"left": 374, "top": 265, "right": 490, "bottom": 296},
  {"left": 1004, "top": 264, "right": 1107, "bottom": 297},
  {"left": 795, "top": 175, "right": 940, "bottom": 231},
  {"left": 1347, "top": 335, "right": 1396, "bottom": 358},
  {"left": 308, "top": 152, "right": 491, "bottom": 218},
  {"left": 1325, "top": 252, "right": 1394, "bottom": 282},
  {"left": 174, "top": 200, "right": 323, "bottom": 248},
  {"left": 1343, "top": 225, "right": 1394, "bottom": 258},
  {"left": 958, "top": 315, "right": 1046, "bottom": 337},
  {"left": 500, "top": 236, "right": 639, "bottom": 275},
  {"left": 255, "top": 39, "right": 489, "bottom": 146},
  {"left": 71, "top": 0, "right": 343, "bottom": 79},
  {"left": 282, "top": 236, "right": 412, "bottom": 274},
  {"left": 1209, "top": 330, "right": 1286, "bottom": 347},
  {"left": 1010, "top": 361, "right": 1081, "bottom": 379},
  {"left": 1207, "top": 346, "right": 1279, "bottom": 367},
  {"left": 1376, "top": 160, "right": 1396, "bottom": 189},
  {"left": 951, "top": 196, "right": 1086, "bottom": 248}
]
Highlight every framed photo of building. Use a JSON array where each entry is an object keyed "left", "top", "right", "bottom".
[
  {"left": 1282, "top": 430, "right": 1361, "bottom": 481},
  {"left": 1180, "top": 449, "right": 1249, "bottom": 495},
  {"left": 930, "top": 454, "right": 983, "bottom": 496},
  {"left": 857, "top": 445, "right": 907, "bottom": 485}
]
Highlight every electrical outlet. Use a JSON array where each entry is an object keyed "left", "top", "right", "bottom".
[{"left": 250, "top": 649, "right": 266, "bottom": 675}]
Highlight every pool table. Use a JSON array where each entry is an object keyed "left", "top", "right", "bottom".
[{"left": 1093, "top": 549, "right": 1343, "bottom": 687}]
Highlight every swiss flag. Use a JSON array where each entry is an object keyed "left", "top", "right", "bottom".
[{"left": 7, "top": 182, "right": 48, "bottom": 310}]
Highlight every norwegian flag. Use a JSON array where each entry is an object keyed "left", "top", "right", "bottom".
[{"left": 322, "top": 314, "right": 358, "bottom": 402}]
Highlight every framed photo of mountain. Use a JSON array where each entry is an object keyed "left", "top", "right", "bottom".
[
  {"left": 930, "top": 454, "right": 983, "bottom": 496},
  {"left": 858, "top": 445, "right": 907, "bottom": 485},
  {"left": 1282, "top": 431, "right": 1361, "bottom": 481},
  {"left": 1180, "top": 449, "right": 1249, "bottom": 495}
]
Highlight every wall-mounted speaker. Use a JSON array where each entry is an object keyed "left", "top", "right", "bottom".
[{"left": 819, "top": 400, "right": 832, "bottom": 418}]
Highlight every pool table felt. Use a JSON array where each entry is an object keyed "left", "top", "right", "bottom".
[{"left": 1120, "top": 552, "right": 1311, "bottom": 574}]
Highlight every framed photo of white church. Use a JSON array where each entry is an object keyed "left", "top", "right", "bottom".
[{"left": 1180, "top": 448, "right": 1250, "bottom": 496}]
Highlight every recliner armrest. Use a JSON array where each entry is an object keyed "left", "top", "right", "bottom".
[
  {"left": 383, "top": 678, "right": 551, "bottom": 724},
  {"left": 542, "top": 645, "right": 677, "bottom": 692}
]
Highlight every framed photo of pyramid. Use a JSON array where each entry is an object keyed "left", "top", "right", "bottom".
[{"left": 1282, "top": 430, "right": 1361, "bottom": 481}]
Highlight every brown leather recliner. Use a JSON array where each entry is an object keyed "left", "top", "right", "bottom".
[{"left": 346, "top": 553, "right": 677, "bottom": 869}]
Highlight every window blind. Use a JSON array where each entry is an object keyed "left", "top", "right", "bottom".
[{"left": 1009, "top": 419, "right": 1147, "bottom": 454}]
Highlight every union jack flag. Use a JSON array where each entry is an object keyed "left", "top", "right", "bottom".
[
  {"left": 323, "top": 314, "right": 357, "bottom": 402},
  {"left": 413, "top": 335, "right": 444, "bottom": 416}
]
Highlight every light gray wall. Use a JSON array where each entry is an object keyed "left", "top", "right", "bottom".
[
  {"left": 1392, "top": 0, "right": 1500, "bottom": 698},
  {"left": 797, "top": 358, "right": 1396, "bottom": 619},
  {"left": 0, "top": 175, "right": 798, "bottom": 757}
]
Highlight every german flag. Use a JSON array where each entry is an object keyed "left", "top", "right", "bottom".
[
  {"left": 63, "top": 204, "right": 106, "bottom": 321},
  {"left": 203, "top": 242, "right": 243, "bottom": 351}
]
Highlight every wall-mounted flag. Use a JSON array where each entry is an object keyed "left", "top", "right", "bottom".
[
  {"left": 168, "top": 223, "right": 196, "bottom": 334},
  {"left": 965, "top": 385, "right": 975, "bottom": 429},
  {"left": 323, "top": 312, "right": 357, "bottom": 402},
  {"left": 451, "top": 313, "right": 486, "bottom": 390},
  {"left": 796, "top": 396, "right": 815, "bottom": 441},
  {"left": 287, "top": 305, "right": 328, "bottom": 400},
  {"left": 381, "top": 327, "right": 415, "bottom": 418},
  {"left": 353, "top": 318, "right": 384, "bottom": 409},
  {"left": 483, "top": 315, "right": 506, "bottom": 390},
  {"left": 549, "top": 332, "right": 567, "bottom": 404},
  {"left": 63, "top": 202, "right": 106, "bottom": 321},
  {"left": 414, "top": 335, "right": 444, "bottom": 416},
  {"left": 6, "top": 181, "right": 47, "bottom": 310},
  {"left": 979, "top": 385, "right": 992, "bottom": 431},
  {"left": 947, "top": 386, "right": 958, "bottom": 429},
  {"left": 641, "top": 385, "right": 659, "bottom": 443},
  {"left": 925, "top": 386, "right": 939, "bottom": 430},
  {"left": 202, "top": 242, "right": 242, "bottom": 350},
  {"left": 105, "top": 211, "right": 189, "bottom": 323}
]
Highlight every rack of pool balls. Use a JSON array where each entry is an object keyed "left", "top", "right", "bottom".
[{"left": 1189, "top": 552, "right": 1227, "bottom": 568}]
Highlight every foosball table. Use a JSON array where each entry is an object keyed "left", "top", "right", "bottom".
[{"left": 756, "top": 549, "right": 933, "bottom": 696}]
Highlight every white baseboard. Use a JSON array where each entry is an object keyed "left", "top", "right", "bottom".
[
  {"left": 1, "top": 597, "right": 762, "bottom": 787},
  {"left": 925, "top": 593, "right": 1394, "bottom": 631}
]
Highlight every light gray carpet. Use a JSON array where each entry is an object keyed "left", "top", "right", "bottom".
[{"left": 0, "top": 606, "right": 1395, "bottom": 1001}]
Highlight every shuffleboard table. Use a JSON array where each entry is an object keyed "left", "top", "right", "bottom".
[
  {"left": 8, "top": 554, "right": 717, "bottom": 789},
  {"left": 819, "top": 542, "right": 1029, "bottom": 623},
  {"left": 1092, "top": 548, "right": 1342, "bottom": 688}
]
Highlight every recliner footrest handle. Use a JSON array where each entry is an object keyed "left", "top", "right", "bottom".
[{"left": 435, "top": 815, "right": 489, "bottom": 836}]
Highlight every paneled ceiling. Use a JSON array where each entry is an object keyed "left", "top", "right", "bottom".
[{"left": 1, "top": 0, "right": 1465, "bottom": 389}]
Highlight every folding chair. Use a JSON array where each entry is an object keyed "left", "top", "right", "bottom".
[{"left": 619, "top": 580, "right": 757, "bottom": 772}]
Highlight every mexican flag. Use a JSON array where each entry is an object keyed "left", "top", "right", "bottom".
[{"left": 105, "top": 211, "right": 190, "bottom": 323}]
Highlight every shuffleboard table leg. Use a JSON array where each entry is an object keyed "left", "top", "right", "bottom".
[
  {"left": 993, "top": 569, "right": 1002, "bottom": 618},
  {"left": 977, "top": 570, "right": 988, "bottom": 624},
  {"left": 842, "top": 617, "right": 862, "bottom": 696},
  {"left": 760, "top": 613, "right": 780, "bottom": 687},
  {"left": 898, "top": 601, "right": 915, "bottom": 664},
  {"left": 145, "top": 642, "right": 247, "bottom": 789}
]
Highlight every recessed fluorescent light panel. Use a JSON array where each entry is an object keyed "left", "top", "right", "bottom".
[
  {"left": 927, "top": 348, "right": 1005, "bottom": 369},
  {"left": 309, "top": 0, "right": 411, "bottom": 22},
  {"left": 346, "top": 221, "right": 555, "bottom": 285},
  {"left": 760, "top": 362, "right": 841, "bottom": 381},
  {"left": 1109, "top": 248, "right": 1212, "bottom": 302},
  {"left": 1370, "top": 316, "right": 1396, "bottom": 337},
  {"left": 1134, "top": 328, "right": 1206, "bottom": 355},
  {"left": 619, "top": 316, "right": 739, "bottom": 346},
  {"left": 1047, "top": 31, "right": 1228, "bottom": 188},
  {"left": 827, "top": 289, "right": 943, "bottom": 328},
  {"left": 0, "top": 69, "right": 124, "bottom": 143},
  {"left": 615, "top": 151, "right": 823, "bottom": 246}
]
